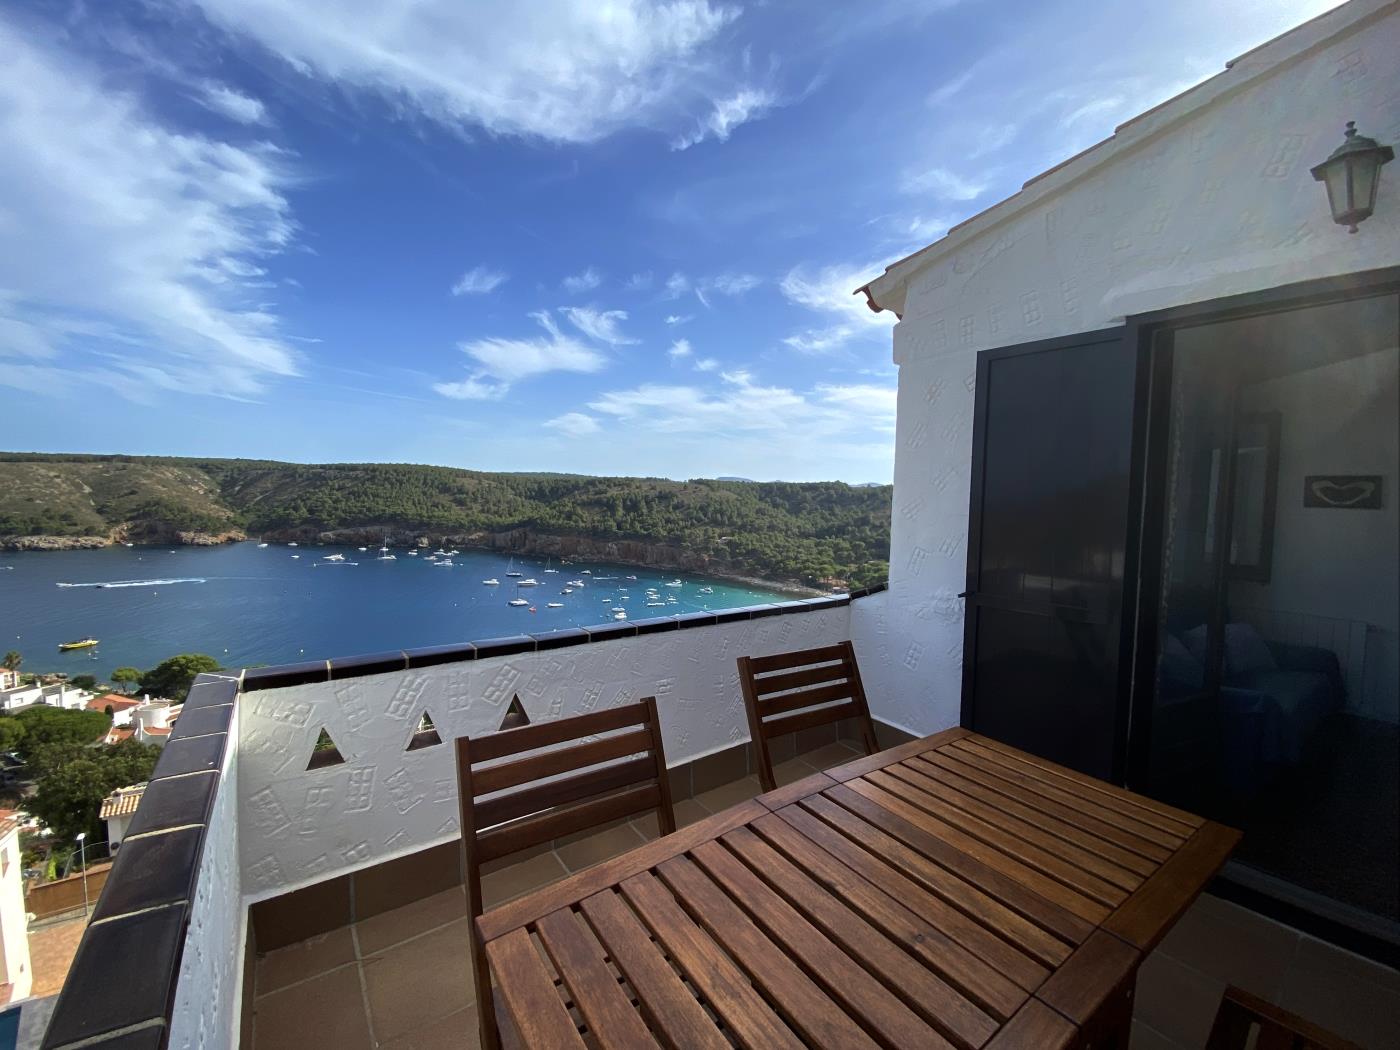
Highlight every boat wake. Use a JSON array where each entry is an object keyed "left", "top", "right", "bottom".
[{"left": 56, "top": 578, "right": 208, "bottom": 589}]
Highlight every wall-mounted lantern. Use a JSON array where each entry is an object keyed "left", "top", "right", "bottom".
[{"left": 1311, "top": 121, "right": 1393, "bottom": 233}]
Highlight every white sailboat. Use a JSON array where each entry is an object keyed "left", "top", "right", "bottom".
[
  {"left": 543, "top": 557, "right": 559, "bottom": 574},
  {"left": 505, "top": 557, "right": 523, "bottom": 578},
  {"left": 380, "top": 536, "right": 390, "bottom": 552}
]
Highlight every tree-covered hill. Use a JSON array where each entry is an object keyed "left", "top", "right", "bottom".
[{"left": 0, "top": 454, "right": 892, "bottom": 588}]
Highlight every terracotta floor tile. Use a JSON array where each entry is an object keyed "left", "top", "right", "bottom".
[
  {"left": 26, "top": 915, "right": 88, "bottom": 999},
  {"left": 478, "top": 850, "right": 569, "bottom": 911},
  {"left": 631, "top": 799, "right": 709, "bottom": 839},
  {"left": 799, "top": 740, "right": 864, "bottom": 770},
  {"left": 256, "top": 926, "right": 356, "bottom": 995},
  {"left": 694, "top": 774, "right": 762, "bottom": 815},
  {"left": 378, "top": 1005, "right": 480, "bottom": 1050},
  {"left": 362, "top": 919, "right": 475, "bottom": 1042},
  {"left": 355, "top": 887, "right": 468, "bottom": 957},
  {"left": 555, "top": 822, "right": 647, "bottom": 874},
  {"left": 771, "top": 756, "right": 820, "bottom": 787},
  {"left": 252, "top": 964, "right": 372, "bottom": 1050},
  {"left": 1133, "top": 949, "right": 1224, "bottom": 1050}
]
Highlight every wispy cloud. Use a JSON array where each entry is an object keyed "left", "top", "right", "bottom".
[
  {"left": 664, "top": 314, "right": 693, "bottom": 326},
  {"left": 451, "top": 265, "right": 508, "bottom": 296},
  {"left": 195, "top": 80, "right": 270, "bottom": 125},
  {"left": 778, "top": 262, "right": 894, "bottom": 355},
  {"left": 668, "top": 338, "right": 692, "bottom": 360},
  {"left": 672, "top": 87, "right": 778, "bottom": 150},
  {"left": 0, "top": 22, "right": 298, "bottom": 400},
  {"left": 624, "top": 271, "right": 653, "bottom": 291},
  {"left": 561, "top": 306, "right": 636, "bottom": 345},
  {"left": 433, "top": 310, "right": 607, "bottom": 400},
  {"left": 899, "top": 166, "right": 986, "bottom": 200},
  {"left": 562, "top": 266, "right": 602, "bottom": 293},
  {"left": 694, "top": 357, "right": 719, "bottom": 372},
  {"left": 185, "top": 0, "right": 742, "bottom": 145},
  {"left": 663, "top": 272, "right": 690, "bottom": 299},
  {"left": 545, "top": 411, "right": 600, "bottom": 436}
]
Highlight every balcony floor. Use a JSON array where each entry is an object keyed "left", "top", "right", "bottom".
[{"left": 248, "top": 738, "right": 1400, "bottom": 1050}]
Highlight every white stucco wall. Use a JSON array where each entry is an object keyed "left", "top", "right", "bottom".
[
  {"left": 0, "top": 824, "right": 31, "bottom": 1002},
  {"left": 169, "top": 708, "right": 244, "bottom": 1050},
  {"left": 237, "top": 608, "right": 852, "bottom": 900},
  {"left": 857, "top": 0, "right": 1400, "bottom": 738}
]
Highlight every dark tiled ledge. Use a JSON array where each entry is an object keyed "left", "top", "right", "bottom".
[
  {"left": 242, "top": 591, "right": 859, "bottom": 691},
  {"left": 41, "top": 672, "right": 235, "bottom": 1050}
]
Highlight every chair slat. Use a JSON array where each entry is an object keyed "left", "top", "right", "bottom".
[
  {"left": 473, "top": 728, "right": 652, "bottom": 796},
  {"left": 477, "top": 782, "right": 661, "bottom": 863},
  {"left": 761, "top": 699, "right": 862, "bottom": 740},
  {"left": 758, "top": 680, "right": 855, "bottom": 718},
  {"left": 469, "top": 704, "right": 649, "bottom": 763},
  {"left": 745, "top": 642, "right": 849, "bottom": 675},
  {"left": 475, "top": 756, "right": 658, "bottom": 830},
  {"left": 752, "top": 663, "right": 849, "bottom": 696}
]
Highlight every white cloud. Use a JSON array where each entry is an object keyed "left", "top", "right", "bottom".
[
  {"left": 624, "top": 271, "right": 653, "bottom": 291},
  {"left": 545, "top": 411, "right": 601, "bottom": 436},
  {"left": 664, "top": 314, "right": 692, "bottom": 326},
  {"left": 196, "top": 80, "right": 270, "bottom": 125},
  {"left": 433, "top": 310, "right": 607, "bottom": 400},
  {"left": 0, "top": 22, "right": 298, "bottom": 400},
  {"left": 451, "top": 265, "right": 508, "bottom": 295},
  {"left": 672, "top": 87, "right": 778, "bottom": 150},
  {"left": 705, "top": 272, "right": 762, "bottom": 295},
  {"left": 663, "top": 272, "right": 690, "bottom": 299},
  {"left": 185, "top": 0, "right": 743, "bottom": 144},
  {"left": 561, "top": 306, "right": 637, "bottom": 345},
  {"left": 668, "top": 338, "right": 692, "bottom": 359},
  {"left": 562, "top": 266, "right": 602, "bottom": 293},
  {"left": 900, "top": 166, "right": 986, "bottom": 201},
  {"left": 778, "top": 261, "right": 896, "bottom": 356},
  {"left": 694, "top": 356, "right": 719, "bottom": 372}
]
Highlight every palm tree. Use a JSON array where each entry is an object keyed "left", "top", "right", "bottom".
[{"left": 1, "top": 651, "right": 20, "bottom": 673}]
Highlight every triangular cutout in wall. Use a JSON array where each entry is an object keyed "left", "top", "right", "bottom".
[
  {"left": 406, "top": 709, "right": 442, "bottom": 751},
  {"left": 307, "top": 727, "right": 346, "bottom": 770},
  {"left": 499, "top": 694, "right": 531, "bottom": 731}
]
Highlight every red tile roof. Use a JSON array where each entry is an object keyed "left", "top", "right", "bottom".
[{"left": 88, "top": 693, "right": 141, "bottom": 712}]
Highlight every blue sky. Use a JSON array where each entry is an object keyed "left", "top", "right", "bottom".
[{"left": 0, "top": 0, "right": 1333, "bottom": 482}]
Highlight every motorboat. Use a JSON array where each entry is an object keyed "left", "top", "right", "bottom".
[
  {"left": 377, "top": 554, "right": 396, "bottom": 560},
  {"left": 257, "top": 543, "right": 268, "bottom": 548},
  {"left": 546, "top": 602, "right": 564, "bottom": 608},
  {"left": 482, "top": 578, "right": 500, "bottom": 586},
  {"left": 517, "top": 578, "right": 539, "bottom": 587},
  {"left": 59, "top": 638, "right": 99, "bottom": 651},
  {"left": 612, "top": 610, "right": 627, "bottom": 620},
  {"left": 433, "top": 558, "right": 454, "bottom": 567},
  {"left": 323, "top": 553, "right": 345, "bottom": 562},
  {"left": 665, "top": 579, "right": 682, "bottom": 587},
  {"left": 625, "top": 575, "right": 637, "bottom": 581},
  {"left": 288, "top": 542, "right": 298, "bottom": 547}
]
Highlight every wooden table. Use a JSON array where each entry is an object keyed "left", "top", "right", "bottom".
[{"left": 477, "top": 728, "right": 1240, "bottom": 1049}]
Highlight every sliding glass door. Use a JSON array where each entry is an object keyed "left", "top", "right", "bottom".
[{"left": 1141, "top": 290, "right": 1399, "bottom": 936}]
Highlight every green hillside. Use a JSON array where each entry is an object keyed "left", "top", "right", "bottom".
[{"left": 0, "top": 454, "right": 892, "bottom": 587}]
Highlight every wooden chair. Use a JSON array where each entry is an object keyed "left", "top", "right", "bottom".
[
  {"left": 737, "top": 640, "right": 879, "bottom": 792},
  {"left": 1206, "top": 986, "right": 1361, "bottom": 1050},
  {"left": 455, "top": 698, "right": 676, "bottom": 1050}
]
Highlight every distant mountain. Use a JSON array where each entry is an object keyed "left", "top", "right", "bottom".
[
  {"left": 0, "top": 453, "right": 892, "bottom": 589},
  {"left": 715, "top": 476, "right": 754, "bottom": 482}
]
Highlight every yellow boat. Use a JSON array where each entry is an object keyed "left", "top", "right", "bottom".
[{"left": 58, "top": 638, "right": 99, "bottom": 651}]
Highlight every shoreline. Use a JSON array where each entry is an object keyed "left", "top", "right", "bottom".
[{"left": 2, "top": 535, "right": 835, "bottom": 597}]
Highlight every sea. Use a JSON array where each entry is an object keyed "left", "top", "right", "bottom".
[{"left": 0, "top": 541, "right": 797, "bottom": 680}]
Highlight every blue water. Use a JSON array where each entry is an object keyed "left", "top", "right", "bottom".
[{"left": 0, "top": 542, "right": 794, "bottom": 678}]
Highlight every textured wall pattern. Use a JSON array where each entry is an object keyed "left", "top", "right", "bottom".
[
  {"left": 237, "top": 608, "right": 850, "bottom": 898},
  {"left": 870, "top": 4, "right": 1400, "bottom": 740},
  {"left": 169, "top": 708, "right": 243, "bottom": 1050}
]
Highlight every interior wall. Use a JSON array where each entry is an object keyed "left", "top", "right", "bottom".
[{"left": 1231, "top": 348, "right": 1400, "bottom": 721}]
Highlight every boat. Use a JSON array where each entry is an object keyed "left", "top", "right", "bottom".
[
  {"left": 482, "top": 578, "right": 500, "bottom": 586},
  {"left": 517, "top": 578, "right": 539, "bottom": 587},
  {"left": 610, "top": 606, "right": 625, "bottom": 613},
  {"left": 625, "top": 575, "right": 637, "bottom": 581},
  {"left": 434, "top": 549, "right": 449, "bottom": 556},
  {"left": 581, "top": 569, "right": 592, "bottom": 575},
  {"left": 448, "top": 549, "right": 460, "bottom": 556},
  {"left": 291, "top": 554, "right": 300, "bottom": 559},
  {"left": 257, "top": 543, "right": 268, "bottom": 548},
  {"left": 508, "top": 598, "right": 529, "bottom": 607},
  {"left": 323, "top": 553, "right": 345, "bottom": 562},
  {"left": 406, "top": 550, "right": 418, "bottom": 556},
  {"left": 287, "top": 542, "right": 298, "bottom": 547},
  {"left": 434, "top": 558, "right": 454, "bottom": 567},
  {"left": 647, "top": 601, "right": 666, "bottom": 607},
  {"left": 665, "top": 579, "right": 683, "bottom": 587},
  {"left": 505, "top": 557, "right": 522, "bottom": 578},
  {"left": 567, "top": 580, "right": 585, "bottom": 588},
  {"left": 377, "top": 554, "right": 397, "bottom": 561},
  {"left": 358, "top": 547, "right": 368, "bottom": 552},
  {"left": 546, "top": 602, "right": 564, "bottom": 608},
  {"left": 59, "top": 638, "right": 99, "bottom": 650},
  {"left": 543, "top": 557, "right": 558, "bottom": 574},
  {"left": 699, "top": 587, "right": 713, "bottom": 594},
  {"left": 380, "top": 536, "right": 390, "bottom": 552},
  {"left": 562, "top": 587, "right": 573, "bottom": 594},
  {"left": 612, "top": 610, "right": 628, "bottom": 620}
]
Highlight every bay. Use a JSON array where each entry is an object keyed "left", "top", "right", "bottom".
[{"left": 0, "top": 542, "right": 797, "bottom": 679}]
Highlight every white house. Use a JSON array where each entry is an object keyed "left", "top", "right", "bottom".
[
  {"left": 852, "top": 0, "right": 1398, "bottom": 960},
  {"left": 0, "top": 813, "right": 31, "bottom": 1003},
  {"left": 133, "top": 700, "right": 177, "bottom": 747},
  {"left": 99, "top": 784, "right": 146, "bottom": 853}
]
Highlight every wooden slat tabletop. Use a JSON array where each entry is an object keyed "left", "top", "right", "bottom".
[{"left": 479, "top": 727, "right": 1240, "bottom": 1049}]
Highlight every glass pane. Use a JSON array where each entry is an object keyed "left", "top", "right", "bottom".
[{"left": 1149, "top": 292, "right": 1400, "bottom": 926}]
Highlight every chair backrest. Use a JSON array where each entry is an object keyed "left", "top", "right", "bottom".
[
  {"left": 456, "top": 697, "right": 675, "bottom": 1050},
  {"left": 737, "top": 640, "right": 878, "bottom": 791},
  {"left": 456, "top": 696, "right": 675, "bottom": 917},
  {"left": 1206, "top": 986, "right": 1361, "bottom": 1050}
]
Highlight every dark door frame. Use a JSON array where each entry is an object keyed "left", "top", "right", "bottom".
[{"left": 960, "top": 325, "right": 1136, "bottom": 779}]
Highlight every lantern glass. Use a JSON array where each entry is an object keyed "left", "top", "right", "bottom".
[{"left": 1351, "top": 157, "right": 1378, "bottom": 217}]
